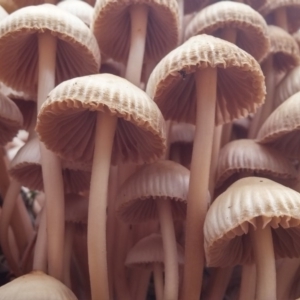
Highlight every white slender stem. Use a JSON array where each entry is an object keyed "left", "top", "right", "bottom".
[
  {"left": 157, "top": 198, "right": 179, "bottom": 300},
  {"left": 239, "top": 264, "right": 256, "bottom": 300},
  {"left": 182, "top": 67, "right": 217, "bottom": 300},
  {"left": 250, "top": 225, "right": 276, "bottom": 300},
  {"left": 177, "top": 0, "right": 184, "bottom": 43},
  {"left": 153, "top": 263, "right": 164, "bottom": 300},
  {"left": 38, "top": 32, "right": 65, "bottom": 280},
  {"left": 0, "top": 179, "right": 21, "bottom": 275},
  {"left": 33, "top": 207, "right": 47, "bottom": 272},
  {"left": 125, "top": 4, "right": 148, "bottom": 86},
  {"left": 88, "top": 112, "right": 117, "bottom": 300}
]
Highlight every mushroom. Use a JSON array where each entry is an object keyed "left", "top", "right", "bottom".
[
  {"left": 35, "top": 73, "right": 166, "bottom": 300},
  {"left": 117, "top": 160, "right": 189, "bottom": 300},
  {"left": 146, "top": 34, "right": 265, "bottom": 299},
  {"left": 204, "top": 177, "right": 300, "bottom": 299}
]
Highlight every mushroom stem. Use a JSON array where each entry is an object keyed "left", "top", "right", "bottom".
[
  {"left": 221, "top": 27, "right": 237, "bottom": 44},
  {"left": 0, "top": 179, "right": 21, "bottom": 276},
  {"left": 250, "top": 224, "right": 276, "bottom": 300},
  {"left": 153, "top": 263, "right": 164, "bottom": 300},
  {"left": 88, "top": 112, "right": 117, "bottom": 300},
  {"left": 125, "top": 4, "right": 148, "bottom": 86},
  {"left": 63, "top": 223, "right": 74, "bottom": 288},
  {"left": 38, "top": 32, "right": 65, "bottom": 280},
  {"left": 33, "top": 207, "right": 47, "bottom": 272},
  {"left": 0, "top": 147, "right": 9, "bottom": 198},
  {"left": 157, "top": 198, "right": 179, "bottom": 300},
  {"left": 177, "top": 0, "right": 184, "bottom": 43},
  {"left": 276, "top": 257, "right": 300, "bottom": 300},
  {"left": 274, "top": 7, "right": 288, "bottom": 31},
  {"left": 239, "top": 264, "right": 256, "bottom": 300},
  {"left": 182, "top": 67, "right": 217, "bottom": 300}
]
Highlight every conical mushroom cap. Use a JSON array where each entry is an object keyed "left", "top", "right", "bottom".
[
  {"left": 275, "top": 66, "right": 300, "bottom": 108},
  {"left": 65, "top": 193, "right": 88, "bottom": 224},
  {"left": 10, "top": 137, "right": 91, "bottom": 193},
  {"left": 259, "top": 0, "right": 300, "bottom": 33},
  {"left": 185, "top": 1, "right": 270, "bottom": 62},
  {"left": 0, "top": 90, "right": 23, "bottom": 146},
  {"left": 204, "top": 177, "right": 300, "bottom": 267},
  {"left": 146, "top": 34, "right": 266, "bottom": 125},
  {"left": 92, "top": 0, "right": 179, "bottom": 63},
  {"left": 36, "top": 74, "right": 166, "bottom": 164},
  {"left": 257, "top": 91, "right": 300, "bottom": 159},
  {"left": 263, "top": 25, "right": 300, "bottom": 72},
  {"left": 117, "top": 160, "right": 189, "bottom": 223},
  {"left": 0, "top": 4, "right": 100, "bottom": 95},
  {"left": 0, "top": 271, "right": 77, "bottom": 299},
  {"left": 57, "top": 0, "right": 93, "bottom": 27},
  {"left": 216, "top": 139, "right": 298, "bottom": 190},
  {"left": 125, "top": 233, "right": 184, "bottom": 268}
]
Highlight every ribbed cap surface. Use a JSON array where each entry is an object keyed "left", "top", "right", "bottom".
[
  {"left": 65, "top": 193, "right": 88, "bottom": 224},
  {"left": 259, "top": 0, "right": 300, "bottom": 33},
  {"left": 205, "top": 177, "right": 300, "bottom": 267},
  {"left": 57, "top": 0, "right": 93, "bottom": 27},
  {"left": 125, "top": 233, "right": 184, "bottom": 268},
  {"left": 117, "top": 160, "right": 189, "bottom": 223},
  {"left": 264, "top": 25, "right": 300, "bottom": 72},
  {"left": 257, "top": 91, "right": 300, "bottom": 159},
  {"left": 92, "top": 0, "right": 179, "bottom": 63},
  {"left": 216, "top": 139, "right": 298, "bottom": 189},
  {"left": 0, "top": 4, "right": 100, "bottom": 95},
  {"left": 275, "top": 66, "right": 300, "bottom": 108},
  {"left": 146, "top": 34, "right": 266, "bottom": 125},
  {"left": 36, "top": 74, "right": 166, "bottom": 164},
  {"left": 10, "top": 138, "right": 91, "bottom": 193},
  {"left": 0, "top": 91, "right": 23, "bottom": 146},
  {"left": 185, "top": 1, "right": 270, "bottom": 62},
  {"left": 0, "top": 271, "right": 78, "bottom": 299}
]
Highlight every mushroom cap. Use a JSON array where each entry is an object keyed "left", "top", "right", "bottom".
[
  {"left": 170, "top": 123, "right": 195, "bottom": 144},
  {"left": 36, "top": 74, "right": 166, "bottom": 164},
  {"left": 146, "top": 34, "right": 266, "bottom": 126},
  {"left": 125, "top": 233, "right": 184, "bottom": 268},
  {"left": 263, "top": 25, "right": 300, "bottom": 72},
  {"left": 216, "top": 139, "right": 298, "bottom": 190},
  {"left": 275, "top": 66, "right": 300, "bottom": 108},
  {"left": 259, "top": 0, "right": 300, "bottom": 33},
  {"left": 0, "top": 5, "right": 8, "bottom": 20},
  {"left": 10, "top": 137, "right": 91, "bottom": 193},
  {"left": 0, "top": 90, "right": 23, "bottom": 146},
  {"left": 117, "top": 160, "right": 189, "bottom": 223},
  {"left": 92, "top": 0, "right": 179, "bottom": 63},
  {"left": 65, "top": 193, "right": 88, "bottom": 224},
  {"left": 294, "top": 29, "right": 300, "bottom": 47},
  {"left": 0, "top": 4, "right": 100, "bottom": 95},
  {"left": 57, "top": 0, "right": 93, "bottom": 27},
  {"left": 257, "top": 91, "right": 300, "bottom": 159},
  {"left": 0, "top": 270, "right": 78, "bottom": 299},
  {"left": 204, "top": 177, "right": 300, "bottom": 267},
  {"left": 185, "top": 1, "right": 270, "bottom": 63}
]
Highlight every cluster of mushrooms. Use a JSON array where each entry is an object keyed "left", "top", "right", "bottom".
[{"left": 1, "top": 0, "right": 300, "bottom": 299}]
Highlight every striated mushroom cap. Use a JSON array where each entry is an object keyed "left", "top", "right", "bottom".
[
  {"left": 146, "top": 34, "right": 266, "bottom": 126},
  {"left": 204, "top": 177, "right": 300, "bottom": 267}
]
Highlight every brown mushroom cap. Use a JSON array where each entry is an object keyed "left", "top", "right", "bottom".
[
  {"left": 257, "top": 91, "right": 300, "bottom": 159},
  {"left": 0, "top": 270, "right": 78, "bottom": 299},
  {"left": 36, "top": 73, "right": 166, "bottom": 164},
  {"left": 0, "top": 4, "right": 100, "bottom": 95},
  {"left": 92, "top": 0, "right": 179, "bottom": 63},
  {"left": 275, "top": 66, "right": 300, "bottom": 108},
  {"left": 259, "top": 0, "right": 300, "bottom": 33},
  {"left": 215, "top": 139, "right": 298, "bottom": 190},
  {"left": 263, "top": 25, "right": 300, "bottom": 72},
  {"left": 117, "top": 160, "right": 189, "bottom": 223},
  {"left": 204, "top": 177, "right": 300, "bottom": 267},
  {"left": 185, "top": 1, "right": 270, "bottom": 62},
  {"left": 146, "top": 34, "right": 266, "bottom": 125},
  {"left": 0, "top": 90, "right": 23, "bottom": 146},
  {"left": 10, "top": 137, "right": 91, "bottom": 193},
  {"left": 125, "top": 233, "right": 184, "bottom": 268},
  {"left": 57, "top": 0, "right": 93, "bottom": 27}
]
